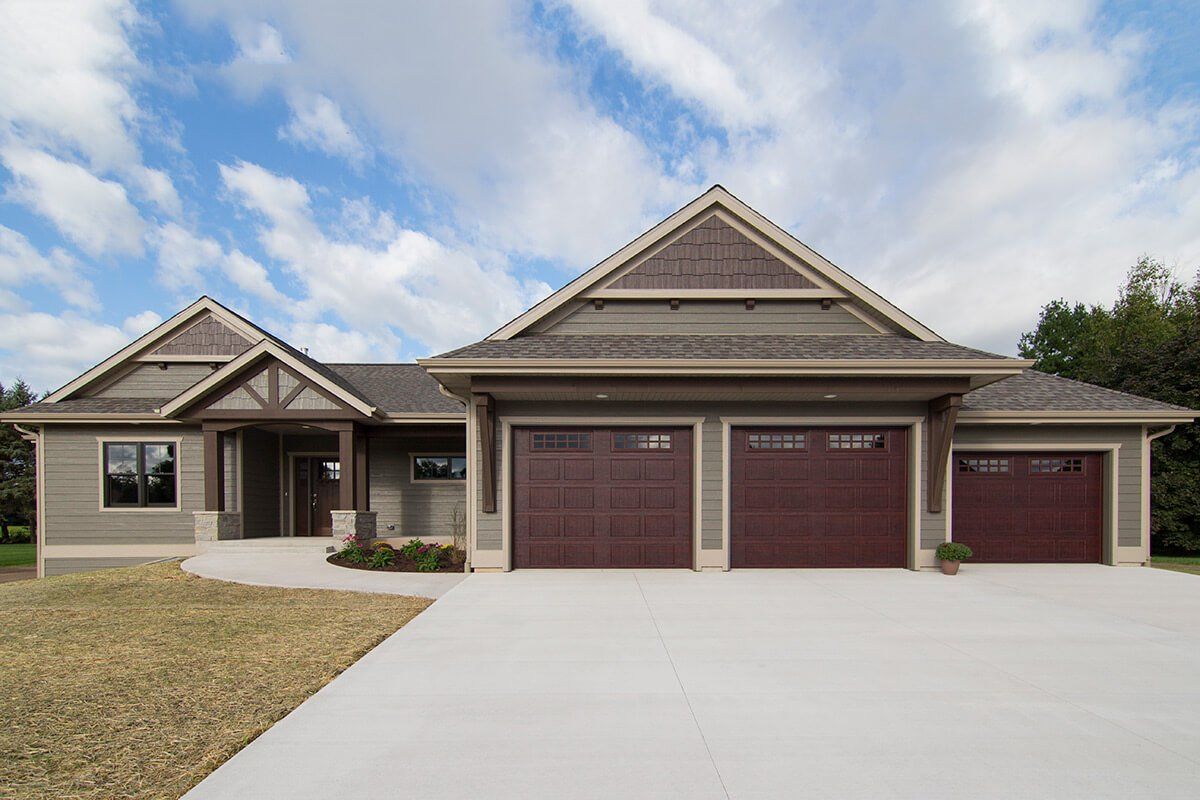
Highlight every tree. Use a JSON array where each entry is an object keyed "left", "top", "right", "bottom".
[
  {"left": 0, "top": 380, "right": 38, "bottom": 541},
  {"left": 1019, "top": 258, "right": 1200, "bottom": 552}
]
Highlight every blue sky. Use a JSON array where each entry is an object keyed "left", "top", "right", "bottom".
[{"left": 1, "top": 0, "right": 1198, "bottom": 392}]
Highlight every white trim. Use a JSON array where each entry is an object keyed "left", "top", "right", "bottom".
[
  {"left": 43, "top": 544, "right": 198, "bottom": 559},
  {"left": 719, "top": 416, "right": 925, "bottom": 571},
  {"left": 383, "top": 413, "right": 467, "bottom": 423},
  {"left": 131, "top": 354, "right": 238, "bottom": 364},
  {"left": 580, "top": 288, "right": 849, "bottom": 300},
  {"left": 409, "top": 452, "right": 468, "bottom": 484},
  {"left": 486, "top": 186, "right": 943, "bottom": 342},
  {"left": 159, "top": 340, "right": 377, "bottom": 417},
  {"left": 45, "top": 297, "right": 266, "bottom": 403},
  {"left": 14, "top": 424, "right": 45, "bottom": 579},
  {"left": 959, "top": 410, "right": 1196, "bottom": 424},
  {"left": 422, "top": 359, "right": 1030, "bottom": 377},
  {"left": 949, "top": 442, "right": 1123, "bottom": 566},
  {"left": 95, "top": 436, "right": 184, "bottom": 513},
  {"left": 0, "top": 415, "right": 183, "bottom": 423},
  {"left": 287, "top": 451, "right": 339, "bottom": 537},
  {"left": 499, "top": 416, "right": 707, "bottom": 572}
]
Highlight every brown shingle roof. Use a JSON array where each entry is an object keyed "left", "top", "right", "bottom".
[
  {"left": 5, "top": 397, "right": 167, "bottom": 415},
  {"left": 324, "top": 364, "right": 463, "bottom": 414},
  {"left": 962, "top": 370, "right": 1192, "bottom": 413},
  {"left": 434, "top": 334, "right": 1011, "bottom": 361}
]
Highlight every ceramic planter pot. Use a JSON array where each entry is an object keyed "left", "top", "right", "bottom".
[{"left": 940, "top": 559, "right": 961, "bottom": 575}]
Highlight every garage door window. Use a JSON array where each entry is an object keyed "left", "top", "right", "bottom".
[
  {"left": 613, "top": 432, "right": 672, "bottom": 450},
  {"left": 829, "top": 432, "right": 886, "bottom": 450},
  {"left": 958, "top": 457, "right": 1010, "bottom": 474},
  {"left": 532, "top": 431, "right": 591, "bottom": 451},
  {"left": 747, "top": 432, "right": 805, "bottom": 450},
  {"left": 1030, "top": 457, "right": 1084, "bottom": 474}
]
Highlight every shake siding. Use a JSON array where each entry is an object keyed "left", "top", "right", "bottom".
[
  {"left": 531, "top": 299, "right": 880, "bottom": 335},
  {"left": 952, "top": 424, "right": 1144, "bottom": 548},
  {"left": 242, "top": 428, "right": 280, "bottom": 537},
  {"left": 370, "top": 437, "right": 467, "bottom": 540},
  {"left": 42, "top": 424, "right": 203, "bottom": 546},
  {"left": 91, "top": 363, "right": 213, "bottom": 398}
]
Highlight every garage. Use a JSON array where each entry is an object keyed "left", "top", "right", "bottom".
[
  {"left": 952, "top": 452, "right": 1103, "bottom": 563},
  {"left": 512, "top": 427, "right": 693, "bottom": 568},
  {"left": 730, "top": 427, "right": 908, "bottom": 568}
]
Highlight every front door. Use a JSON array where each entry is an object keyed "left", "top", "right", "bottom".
[{"left": 294, "top": 457, "right": 340, "bottom": 537}]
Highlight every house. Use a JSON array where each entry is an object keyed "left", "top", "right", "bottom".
[{"left": 4, "top": 186, "right": 1194, "bottom": 577}]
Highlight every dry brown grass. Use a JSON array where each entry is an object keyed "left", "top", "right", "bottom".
[{"left": 0, "top": 562, "right": 430, "bottom": 800}]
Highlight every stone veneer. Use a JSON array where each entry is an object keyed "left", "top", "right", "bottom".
[
  {"left": 331, "top": 510, "right": 378, "bottom": 548},
  {"left": 193, "top": 511, "right": 244, "bottom": 542}
]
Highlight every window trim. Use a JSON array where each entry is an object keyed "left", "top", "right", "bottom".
[
  {"left": 96, "top": 436, "right": 183, "bottom": 512},
  {"left": 410, "top": 452, "right": 468, "bottom": 483}
]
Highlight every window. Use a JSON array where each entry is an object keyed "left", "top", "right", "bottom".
[
  {"left": 1030, "top": 457, "right": 1084, "bottom": 474},
  {"left": 413, "top": 455, "right": 467, "bottom": 481},
  {"left": 958, "top": 457, "right": 1009, "bottom": 474},
  {"left": 318, "top": 460, "right": 340, "bottom": 481},
  {"left": 613, "top": 432, "right": 672, "bottom": 450},
  {"left": 103, "top": 442, "right": 176, "bottom": 508},
  {"left": 828, "top": 432, "right": 886, "bottom": 450},
  {"left": 531, "top": 431, "right": 591, "bottom": 450},
  {"left": 747, "top": 432, "right": 805, "bottom": 450}
]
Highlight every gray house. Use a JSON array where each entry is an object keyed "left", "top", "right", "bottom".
[{"left": 5, "top": 186, "right": 1194, "bottom": 577}]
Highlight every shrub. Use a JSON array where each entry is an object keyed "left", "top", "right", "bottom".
[
  {"left": 372, "top": 541, "right": 396, "bottom": 554},
  {"left": 338, "top": 535, "right": 370, "bottom": 564},
  {"left": 936, "top": 542, "right": 973, "bottom": 562},
  {"left": 399, "top": 538, "right": 425, "bottom": 560},
  {"left": 414, "top": 542, "right": 448, "bottom": 572},
  {"left": 368, "top": 547, "right": 396, "bottom": 569}
]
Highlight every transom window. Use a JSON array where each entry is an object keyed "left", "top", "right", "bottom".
[
  {"left": 103, "top": 442, "right": 177, "bottom": 508},
  {"left": 531, "top": 431, "right": 591, "bottom": 451},
  {"left": 1030, "top": 457, "right": 1084, "bottom": 474},
  {"left": 828, "top": 432, "right": 886, "bottom": 450},
  {"left": 413, "top": 455, "right": 467, "bottom": 481},
  {"left": 748, "top": 432, "right": 805, "bottom": 450},
  {"left": 318, "top": 460, "right": 340, "bottom": 481},
  {"left": 958, "top": 457, "right": 1010, "bottom": 474},
  {"left": 613, "top": 432, "right": 672, "bottom": 450}
]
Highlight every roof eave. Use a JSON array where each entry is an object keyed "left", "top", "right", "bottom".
[
  {"left": 419, "top": 357, "right": 1032, "bottom": 377},
  {"left": 959, "top": 410, "right": 1198, "bottom": 424}
]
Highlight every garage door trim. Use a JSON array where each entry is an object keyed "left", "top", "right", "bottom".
[
  {"left": 500, "top": 416, "right": 705, "bottom": 571},
  {"left": 720, "top": 415, "right": 923, "bottom": 570},
  {"left": 949, "top": 441, "right": 1121, "bottom": 565}
]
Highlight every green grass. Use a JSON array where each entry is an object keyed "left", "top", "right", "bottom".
[
  {"left": 1150, "top": 555, "right": 1200, "bottom": 576},
  {"left": 0, "top": 543, "right": 34, "bottom": 569}
]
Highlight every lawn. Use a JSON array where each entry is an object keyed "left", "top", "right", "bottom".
[
  {"left": 0, "top": 543, "right": 35, "bottom": 568},
  {"left": 0, "top": 562, "right": 430, "bottom": 799},
  {"left": 1150, "top": 555, "right": 1200, "bottom": 576}
]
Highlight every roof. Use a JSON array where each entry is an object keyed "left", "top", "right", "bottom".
[
  {"left": 433, "top": 334, "right": 1011, "bottom": 361},
  {"left": 962, "top": 370, "right": 1194, "bottom": 413},
  {"left": 5, "top": 397, "right": 167, "bottom": 416},
  {"left": 325, "top": 364, "right": 463, "bottom": 414}
]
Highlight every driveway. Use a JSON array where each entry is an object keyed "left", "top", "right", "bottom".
[{"left": 185, "top": 566, "right": 1200, "bottom": 799}]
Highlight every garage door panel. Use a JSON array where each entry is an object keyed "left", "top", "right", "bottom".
[
  {"left": 513, "top": 427, "right": 692, "bottom": 569},
  {"left": 731, "top": 427, "right": 908, "bottom": 568},
  {"left": 953, "top": 451, "right": 1102, "bottom": 563}
]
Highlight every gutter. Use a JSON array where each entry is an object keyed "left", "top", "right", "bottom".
[{"left": 12, "top": 423, "right": 44, "bottom": 579}]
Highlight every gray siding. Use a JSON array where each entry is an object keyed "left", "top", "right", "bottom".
[
  {"left": 953, "top": 424, "right": 1145, "bottom": 548},
  {"left": 91, "top": 363, "right": 212, "bottom": 399},
  {"left": 701, "top": 419, "right": 722, "bottom": 549},
  {"left": 532, "top": 299, "right": 879, "bottom": 335},
  {"left": 223, "top": 434, "right": 238, "bottom": 512},
  {"left": 44, "top": 557, "right": 160, "bottom": 576},
  {"left": 920, "top": 429, "right": 944, "bottom": 550},
  {"left": 476, "top": 408, "right": 503, "bottom": 550},
  {"left": 370, "top": 436, "right": 466, "bottom": 540},
  {"left": 42, "top": 424, "right": 202, "bottom": 546},
  {"left": 242, "top": 429, "right": 280, "bottom": 537}
]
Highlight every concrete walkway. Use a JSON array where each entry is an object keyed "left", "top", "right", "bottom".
[
  {"left": 181, "top": 551, "right": 466, "bottom": 598},
  {"left": 185, "top": 565, "right": 1200, "bottom": 799}
]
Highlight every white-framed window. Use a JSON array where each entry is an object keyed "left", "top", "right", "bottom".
[
  {"left": 102, "top": 442, "right": 178, "bottom": 508},
  {"left": 412, "top": 454, "right": 467, "bottom": 482}
]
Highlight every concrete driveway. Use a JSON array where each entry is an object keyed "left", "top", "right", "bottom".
[{"left": 185, "top": 566, "right": 1200, "bottom": 799}]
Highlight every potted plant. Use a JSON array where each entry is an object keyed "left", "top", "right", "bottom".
[{"left": 935, "top": 542, "right": 973, "bottom": 575}]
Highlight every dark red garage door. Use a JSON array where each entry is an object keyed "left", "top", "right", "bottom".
[
  {"left": 731, "top": 427, "right": 908, "bottom": 568},
  {"left": 952, "top": 452, "right": 1102, "bottom": 562},
  {"left": 512, "top": 427, "right": 692, "bottom": 568}
]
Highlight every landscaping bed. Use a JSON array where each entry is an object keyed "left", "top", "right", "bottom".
[
  {"left": 328, "top": 537, "right": 466, "bottom": 573},
  {"left": 0, "top": 561, "right": 429, "bottom": 800}
]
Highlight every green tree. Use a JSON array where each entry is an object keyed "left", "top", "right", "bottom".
[
  {"left": 0, "top": 380, "right": 38, "bottom": 541},
  {"left": 1019, "top": 258, "right": 1200, "bottom": 551}
]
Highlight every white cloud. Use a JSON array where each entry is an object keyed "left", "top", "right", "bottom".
[
  {"left": 2, "top": 146, "right": 146, "bottom": 257},
  {"left": 279, "top": 92, "right": 370, "bottom": 166},
  {"left": 0, "top": 311, "right": 133, "bottom": 392},
  {"left": 0, "top": 225, "right": 97, "bottom": 310},
  {"left": 122, "top": 309, "right": 163, "bottom": 337},
  {"left": 232, "top": 21, "right": 291, "bottom": 65},
  {"left": 224, "top": 250, "right": 288, "bottom": 306},
  {"left": 150, "top": 222, "right": 224, "bottom": 291},
  {"left": 277, "top": 319, "right": 395, "bottom": 362},
  {"left": 219, "top": 159, "right": 549, "bottom": 355}
]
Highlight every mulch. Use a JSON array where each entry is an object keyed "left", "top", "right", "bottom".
[{"left": 327, "top": 551, "right": 466, "bottom": 574}]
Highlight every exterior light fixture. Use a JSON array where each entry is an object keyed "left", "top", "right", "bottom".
[
  {"left": 595, "top": 393, "right": 609, "bottom": 399},
  {"left": 824, "top": 394, "right": 839, "bottom": 399}
]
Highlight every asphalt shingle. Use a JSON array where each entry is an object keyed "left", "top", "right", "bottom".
[{"left": 962, "top": 370, "right": 1191, "bottom": 413}]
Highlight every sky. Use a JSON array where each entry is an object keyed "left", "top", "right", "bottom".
[{"left": 0, "top": 0, "right": 1198, "bottom": 393}]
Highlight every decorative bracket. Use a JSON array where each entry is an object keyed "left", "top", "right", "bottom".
[
  {"left": 927, "top": 393, "right": 962, "bottom": 513},
  {"left": 474, "top": 393, "right": 496, "bottom": 513}
]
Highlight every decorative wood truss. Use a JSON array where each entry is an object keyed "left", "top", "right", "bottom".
[{"left": 927, "top": 393, "right": 962, "bottom": 513}]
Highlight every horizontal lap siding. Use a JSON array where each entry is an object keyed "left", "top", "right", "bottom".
[
  {"left": 91, "top": 363, "right": 213, "bottom": 398},
  {"left": 533, "top": 300, "right": 879, "bottom": 335},
  {"left": 952, "top": 424, "right": 1144, "bottom": 548},
  {"left": 370, "top": 437, "right": 467, "bottom": 540},
  {"left": 475, "top": 416, "right": 503, "bottom": 550},
  {"left": 44, "top": 557, "right": 159, "bottom": 576},
  {"left": 43, "top": 425, "right": 203, "bottom": 547},
  {"left": 920, "top": 431, "right": 945, "bottom": 550},
  {"left": 701, "top": 419, "right": 722, "bottom": 549}
]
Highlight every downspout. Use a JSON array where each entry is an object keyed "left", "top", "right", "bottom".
[
  {"left": 1144, "top": 425, "right": 1177, "bottom": 565},
  {"left": 436, "top": 383, "right": 473, "bottom": 572},
  {"left": 13, "top": 424, "right": 44, "bottom": 579}
]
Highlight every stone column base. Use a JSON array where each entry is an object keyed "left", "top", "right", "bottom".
[
  {"left": 331, "top": 510, "right": 377, "bottom": 549},
  {"left": 194, "top": 511, "right": 243, "bottom": 543}
]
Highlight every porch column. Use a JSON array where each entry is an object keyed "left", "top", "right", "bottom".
[
  {"left": 927, "top": 393, "right": 962, "bottom": 513},
  {"left": 338, "top": 426, "right": 357, "bottom": 511}
]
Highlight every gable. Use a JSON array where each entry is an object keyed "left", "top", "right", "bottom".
[
  {"left": 150, "top": 314, "right": 253, "bottom": 357},
  {"left": 90, "top": 363, "right": 214, "bottom": 399},
  {"left": 609, "top": 215, "right": 818, "bottom": 290}
]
